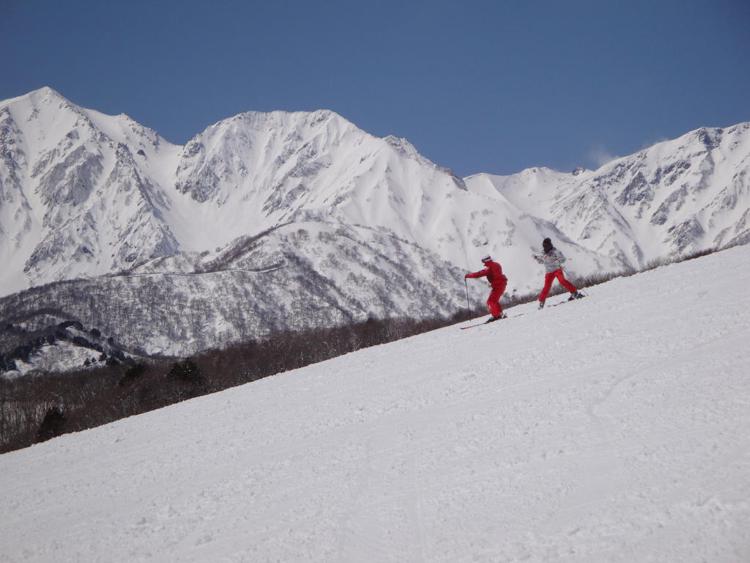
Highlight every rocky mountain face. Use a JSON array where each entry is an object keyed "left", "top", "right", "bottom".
[
  {"left": 0, "top": 87, "right": 180, "bottom": 295},
  {"left": 0, "top": 87, "right": 747, "bottom": 371}
]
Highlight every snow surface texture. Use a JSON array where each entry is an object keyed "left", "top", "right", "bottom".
[
  {"left": 2, "top": 246, "right": 749, "bottom": 562},
  {"left": 2, "top": 88, "right": 749, "bottom": 363}
]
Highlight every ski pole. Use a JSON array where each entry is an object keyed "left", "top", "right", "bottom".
[{"left": 464, "top": 278, "right": 470, "bottom": 311}]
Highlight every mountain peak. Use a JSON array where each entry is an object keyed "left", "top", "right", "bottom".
[
  {"left": 0, "top": 86, "right": 69, "bottom": 110},
  {"left": 29, "top": 85, "right": 63, "bottom": 98},
  {"left": 209, "top": 108, "right": 351, "bottom": 131},
  {"left": 26, "top": 86, "right": 74, "bottom": 108}
]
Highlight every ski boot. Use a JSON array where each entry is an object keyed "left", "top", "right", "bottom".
[{"left": 484, "top": 313, "right": 507, "bottom": 324}]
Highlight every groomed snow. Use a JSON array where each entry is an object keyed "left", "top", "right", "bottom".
[{"left": 2, "top": 247, "right": 749, "bottom": 562}]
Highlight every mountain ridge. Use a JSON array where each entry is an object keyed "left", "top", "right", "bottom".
[
  {"left": 0, "top": 87, "right": 629, "bottom": 297},
  {"left": 1, "top": 87, "right": 748, "bottom": 367}
]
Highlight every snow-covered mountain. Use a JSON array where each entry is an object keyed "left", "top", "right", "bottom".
[
  {"left": 1, "top": 87, "right": 748, "bottom": 364},
  {"left": 0, "top": 87, "right": 619, "bottom": 298},
  {"left": 466, "top": 122, "right": 750, "bottom": 267},
  {"left": 2, "top": 246, "right": 749, "bottom": 560},
  {"left": 0, "top": 87, "right": 180, "bottom": 294},
  {"left": 0, "top": 222, "right": 476, "bottom": 358}
]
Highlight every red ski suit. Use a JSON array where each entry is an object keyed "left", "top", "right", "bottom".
[
  {"left": 465, "top": 260, "right": 507, "bottom": 318},
  {"left": 539, "top": 269, "right": 577, "bottom": 302}
]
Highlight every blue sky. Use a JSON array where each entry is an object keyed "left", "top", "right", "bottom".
[{"left": 2, "top": 0, "right": 749, "bottom": 175}]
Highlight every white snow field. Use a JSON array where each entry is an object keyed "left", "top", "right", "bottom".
[{"left": 2, "top": 246, "right": 750, "bottom": 562}]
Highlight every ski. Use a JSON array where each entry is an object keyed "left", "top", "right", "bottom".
[
  {"left": 549, "top": 293, "right": 586, "bottom": 308},
  {"left": 460, "top": 314, "right": 515, "bottom": 329},
  {"left": 460, "top": 322, "right": 489, "bottom": 330}
]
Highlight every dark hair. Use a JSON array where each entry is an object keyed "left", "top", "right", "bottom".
[{"left": 542, "top": 238, "right": 554, "bottom": 253}]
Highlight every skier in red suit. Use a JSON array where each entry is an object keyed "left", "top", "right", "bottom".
[{"left": 465, "top": 255, "right": 508, "bottom": 322}]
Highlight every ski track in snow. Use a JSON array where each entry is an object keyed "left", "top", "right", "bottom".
[{"left": 2, "top": 247, "right": 750, "bottom": 562}]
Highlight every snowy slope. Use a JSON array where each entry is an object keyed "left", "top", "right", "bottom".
[{"left": 2, "top": 246, "right": 749, "bottom": 562}]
